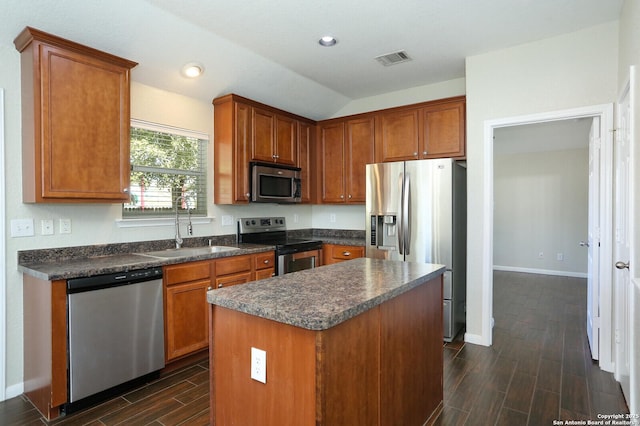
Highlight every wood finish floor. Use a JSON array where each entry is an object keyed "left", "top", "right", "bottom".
[
  {"left": 429, "top": 271, "right": 629, "bottom": 425},
  {"left": 1, "top": 271, "right": 629, "bottom": 425}
]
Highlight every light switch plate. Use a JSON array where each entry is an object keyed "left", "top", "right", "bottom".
[
  {"left": 10, "top": 218, "right": 34, "bottom": 237},
  {"left": 221, "top": 215, "right": 234, "bottom": 227}
]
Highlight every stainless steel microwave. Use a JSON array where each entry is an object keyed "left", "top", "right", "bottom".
[{"left": 250, "top": 162, "right": 302, "bottom": 203}]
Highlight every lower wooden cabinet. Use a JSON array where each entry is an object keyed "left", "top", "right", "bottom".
[
  {"left": 164, "top": 260, "right": 212, "bottom": 361},
  {"left": 322, "top": 244, "right": 365, "bottom": 265},
  {"left": 164, "top": 251, "right": 275, "bottom": 362}
]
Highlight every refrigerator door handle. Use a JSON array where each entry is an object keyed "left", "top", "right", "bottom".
[
  {"left": 398, "top": 171, "right": 404, "bottom": 255},
  {"left": 404, "top": 172, "right": 411, "bottom": 255}
]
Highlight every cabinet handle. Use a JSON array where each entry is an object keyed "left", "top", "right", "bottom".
[
  {"left": 246, "top": 192, "right": 251, "bottom": 198},
  {"left": 340, "top": 194, "right": 344, "bottom": 199},
  {"left": 413, "top": 152, "right": 418, "bottom": 156},
  {"left": 263, "top": 259, "right": 270, "bottom": 264},
  {"left": 207, "top": 286, "right": 213, "bottom": 291},
  {"left": 423, "top": 151, "right": 427, "bottom": 155},
  {"left": 343, "top": 251, "right": 351, "bottom": 256},
  {"left": 123, "top": 188, "right": 129, "bottom": 193},
  {"left": 348, "top": 194, "right": 352, "bottom": 199},
  {"left": 218, "top": 283, "right": 224, "bottom": 288}
]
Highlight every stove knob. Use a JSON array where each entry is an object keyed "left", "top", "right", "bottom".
[{"left": 251, "top": 220, "right": 256, "bottom": 225}]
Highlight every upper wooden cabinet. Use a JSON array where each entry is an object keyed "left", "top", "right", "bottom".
[
  {"left": 14, "top": 27, "right": 137, "bottom": 203},
  {"left": 251, "top": 107, "right": 297, "bottom": 166},
  {"left": 318, "top": 117, "right": 374, "bottom": 204},
  {"left": 213, "top": 94, "right": 314, "bottom": 204},
  {"left": 375, "top": 96, "right": 466, "bottom": 162}
]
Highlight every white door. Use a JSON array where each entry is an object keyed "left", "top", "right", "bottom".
[
  {"left": 586, "top": 117, "right": 601, "bottom": 360},
  {"left": 614, "top": 71, "right": 633, "bottom": 405}
]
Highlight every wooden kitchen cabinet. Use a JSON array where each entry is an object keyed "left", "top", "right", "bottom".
[
  {"left": 318, "top": 116, "right": 374, "bottom": 204},
  {"left": 297, "top": 121, "right": 315, "bottom": 203},
  {"left": 422, "top": 99, "right": 466, "bottom": 158},
  {"left": 213, "top": 94, "right": 313, "bottom": 204},
  {"left": 164, "top": 261, "right": 212, "bottom": 361},
  {"left": 254, "top": 251, "right": 276, "bottom": 280},
  {"left": 214, "top": 96, "right": 253, "bottom": 204},
  {"left": 14, "top": 27, "right": 137, "bottom": 203},
  {"left": 251, "top": 107, "right": 297, "bottom": 166},
  {"left": 375, "top": 96, "right": 466, "bottom": 162},
  {"left": 375, "top": 107, "right": 421, "bottom": 162},
  {"left": 322, "top": 244, "right": 365, "bottom": 265}
]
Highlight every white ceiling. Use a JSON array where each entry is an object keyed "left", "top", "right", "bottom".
[{"left": 3, "top": 0, "right": 623, "bottom": 119}]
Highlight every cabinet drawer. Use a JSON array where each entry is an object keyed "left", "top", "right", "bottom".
[
  {"left": 255, "top": 252, "right": 275, "bottom": 270},
  {"left": 330, "top": 245, "right": 364, "bottom": 260},
  {"left": 215, "top": 254, "right": 252, "bottom": 276},
  {"left": 215, "top": 271, "right": 253, "bottom": 288},
  {"left": 255, "top": 268, "right": 275, "bottom": 280},
  {"left": 164, "top": 260, "right": 211, "bottom": 285}
]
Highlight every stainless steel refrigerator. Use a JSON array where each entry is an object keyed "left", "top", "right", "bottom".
[{"left": 365, "top": 158, "right": 466, "bottom": 342}]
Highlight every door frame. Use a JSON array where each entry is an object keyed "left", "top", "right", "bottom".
[
  {"left": 0, "top": 88, "right": 6, "bottom": 400},
  {"left": 481, "top": 103, "right": 614, "bottom": 372}
]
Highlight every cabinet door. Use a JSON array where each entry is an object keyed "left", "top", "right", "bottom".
[
  {"left": 254, "top": 251, "right": 275, "bottom": 271},
  {"left": 275, "top": 115, "right": 297, "bottom": 166},
  {"left": 346, "top": 117, "right": 375, "bottom": 203},
  {"left": 165, "top": 279, "right": 210, "bottom": 361},
  {"left": 215, "top": 271, "right": 253, "bottom": 288},
  {"left": 320, "top": 122, "right": 346, "bottom": 203},
  {"left": 375, "top": 109, "right": 420, "bottom": 162},
  {"left": 234, "top": 102, "right": 253, "bottom": 202},
  {"left": 252, "top": 107, "right": 276, "bottom": 162},
  {"left": 37, "top": 44, "right": 131, "bottom": 201},
  {"left": 297, "top": 122, "right": 313, "bottom": 203},
  {"left": 422, "top": 101, "right": 465, "bottom": 159}
]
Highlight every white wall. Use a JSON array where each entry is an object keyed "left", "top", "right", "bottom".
[
  {"left": 330, "top": 77, "right": 465, "bottom": 118},
  {"left": 494, "top": 148, "right": 589, "bottom": 276},
  {"left": 465, "top": 21, "right": 619, "bottom": 344}
]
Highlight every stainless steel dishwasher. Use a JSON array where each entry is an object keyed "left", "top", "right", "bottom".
[{"left": 66, "top": 267, "right": 164, "bottom": 412}]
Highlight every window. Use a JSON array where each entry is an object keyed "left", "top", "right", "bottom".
[{"left": 124, "top": 120, "right": 208, "bottom": 218}]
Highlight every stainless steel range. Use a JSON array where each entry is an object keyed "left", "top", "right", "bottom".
[{"left": 238, "top": 217, "right": 322, "bottom": 275}]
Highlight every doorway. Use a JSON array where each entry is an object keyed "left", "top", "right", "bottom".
[{"left": 482, "top": 104, "right": 615, "bottom": 372}]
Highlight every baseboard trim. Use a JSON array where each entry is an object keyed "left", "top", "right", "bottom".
[
  {"left": 493, "top": 265, "right": 587, "bottom": 279},
  {"left": 5, "top": 382, "right": 24, "bottom": 400},
  {"left": 464, "top": 332, "right": 489, "bottom": 346}
]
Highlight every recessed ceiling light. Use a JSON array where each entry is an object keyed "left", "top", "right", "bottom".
[
  {"left": 318, "top": 36, "right": 337, "bottom": 47},
  {"left": 182, "top": 62, "right": 204, "bottom": 78}
]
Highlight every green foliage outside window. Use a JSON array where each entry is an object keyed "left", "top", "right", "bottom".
[{"left": 124, "top": 124, "right": 207, "bottom": 217}]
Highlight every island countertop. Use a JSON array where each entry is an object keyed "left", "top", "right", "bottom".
[{"left": 206, "top": 258, "right": 445, "bottom": 331}]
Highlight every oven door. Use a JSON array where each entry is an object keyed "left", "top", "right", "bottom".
[{"left": 278, "top": 249, "right": 320, "bottom": 275}]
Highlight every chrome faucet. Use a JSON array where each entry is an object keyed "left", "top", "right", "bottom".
[{"left": 174, "top": 196, "right": 193, "bottom": 249}]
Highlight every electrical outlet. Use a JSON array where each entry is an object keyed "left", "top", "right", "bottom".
[
  {"left": 10, "top": 218, "right": 35, "bottom": 237},
  {"left": 538, "top": 251, "right": 544, "bottom": 259},
  {"left": 59, "top": 218, "right": 72, "bottom": 234},
  {"left": 293, "top": 213, "right": 299, "bottom": 223},
  {"left": 41, "top": 219, "right": 54, "bottom": 235},
  {"left": 221, "top": 215, "right": 234, "bottom": 226},
  {"left": 251, "top": 347, "right": 266, "bottom": 383},
  {"left": 557, "top": 253, "right": 564, "bottom": 261},
  {"left": 329, "top": 213, "right": 336, "bottom": 223}
]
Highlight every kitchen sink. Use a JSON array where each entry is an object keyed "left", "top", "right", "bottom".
[{"left": 139, "top": 246, "right": 240, "bottom": 259}]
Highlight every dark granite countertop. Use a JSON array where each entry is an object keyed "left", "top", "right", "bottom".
[
  {"left": 207, "top": 258, "right": 445, "bottom": 331},
  {"left": 19, "top": 243, "right": 274, "bottom": 281},
  {"left": 17, "top": 229, "right": 366, "bottom": 282}
]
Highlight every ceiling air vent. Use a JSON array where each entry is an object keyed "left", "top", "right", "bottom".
[{"left": 375, "top": 50, "right": 412, "bottom": 66}]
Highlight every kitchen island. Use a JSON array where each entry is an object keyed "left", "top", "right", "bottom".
[{"left": 207, "top": 258, "right": 445, "bottom": 425}]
